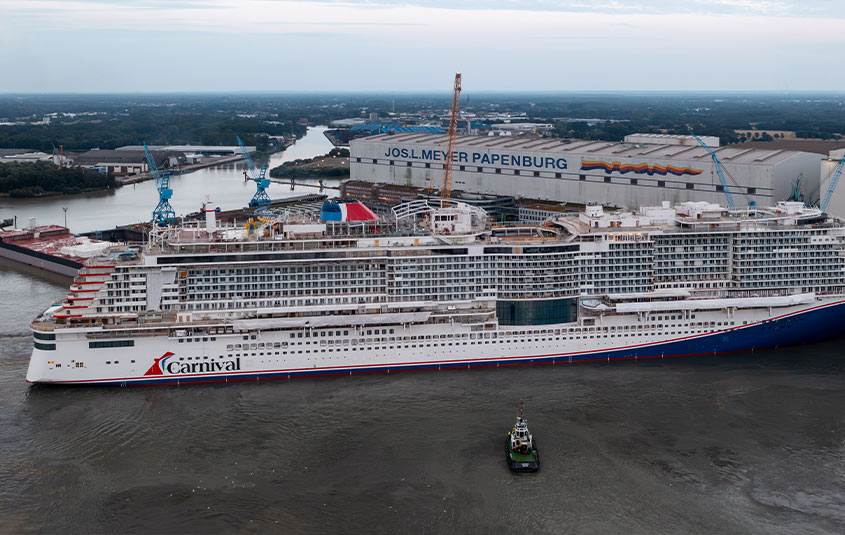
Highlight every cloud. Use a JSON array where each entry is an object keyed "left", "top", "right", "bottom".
[
  {"left": 1, "top": 0, "right": 845, "bottom": 91},
  {"left": 704, "top": 0, "right": 789, "bottom": 12}
]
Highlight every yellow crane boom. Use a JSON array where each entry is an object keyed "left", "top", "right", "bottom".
[{"left": 441, "top": 73, "right": 462, "bottom": 202}]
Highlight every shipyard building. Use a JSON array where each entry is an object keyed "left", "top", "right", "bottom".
[{"left": 350, "top": 133, "right": 823, "bottom": 209}]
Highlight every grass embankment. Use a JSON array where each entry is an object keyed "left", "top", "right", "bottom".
[{"left": 269, "top": 148, "right": 349, "bottom": 179}]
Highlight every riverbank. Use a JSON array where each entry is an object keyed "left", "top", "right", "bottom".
[
  {"left": 117, "top": 155, "right": 244, "bottom": 185},
  {"left": 269, "top": 149, "right": 349, "bottom": 180},
  {"left": 0, "top": 126, "right": 338, "bottom": 234},
  {"left": 118, "top": 139, "right": 296, "bottom": 185}
]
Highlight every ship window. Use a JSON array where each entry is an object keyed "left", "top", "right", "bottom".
[
  {"left": 89, "top": 340, "right": 134, "bottom": 349},
  {"left": 35, "top": 342, "right": 57, "bottom": 350},
  {"left": 33, "top": 332, "right": 56, "bottom": 341}
]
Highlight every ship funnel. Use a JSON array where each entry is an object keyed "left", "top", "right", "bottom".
[{"left": 204, "top": 196, "right": 217, "bottom": 232}]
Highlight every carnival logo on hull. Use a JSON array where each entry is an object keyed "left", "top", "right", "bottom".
[{"left": 144, "top": 352, "right": 241, "bottom": 376}]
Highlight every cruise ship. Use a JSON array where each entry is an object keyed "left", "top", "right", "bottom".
[{"left": 26, "top": 198, "right": 845, "bottom": 386}]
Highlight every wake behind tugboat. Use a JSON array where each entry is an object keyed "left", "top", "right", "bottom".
[{"left": 506, "top": 400, "right": 539, "bottom": 472}]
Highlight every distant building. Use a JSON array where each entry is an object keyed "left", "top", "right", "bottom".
[
  {"left": 74, "top": 149, "right": 182, "bottom": 176},
  {"left": 489, "top": 123, "right": 554, "bottom": 135},
  {"left": 0, "top": 149, "right": 53, "bottom": 164},
  {"left": 115, "top": 145, "right": 252, "bottom": 157},
  {"left": 324, "top": 122, "right": 445, "bottom": 147},
  {"left": 624, "top": 133, "right": 719, "bottom": 148}
]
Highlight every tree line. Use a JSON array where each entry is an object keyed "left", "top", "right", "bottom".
[{"left": 0, "top": 161, "right": 116, "bottom": 198}]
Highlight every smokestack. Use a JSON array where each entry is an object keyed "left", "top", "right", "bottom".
[{"left": 204, "top": 197, "right": 216, "bottom": 233}]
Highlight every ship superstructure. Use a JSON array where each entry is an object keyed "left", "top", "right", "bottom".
[{"left": 26, "top": 198, "right": 845, "bottom": 386}]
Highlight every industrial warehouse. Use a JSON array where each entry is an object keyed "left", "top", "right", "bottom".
[{"left": 349, "top": 133, "right": 824, "bottom": 209}]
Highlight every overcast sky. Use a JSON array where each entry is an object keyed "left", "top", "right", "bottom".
[{"left": 1, "top": 0, "right": 843, "bottom": 93}]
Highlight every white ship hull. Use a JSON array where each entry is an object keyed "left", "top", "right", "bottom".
[{"left": 27, "top": 295, "right": 845, "bottom": 386}]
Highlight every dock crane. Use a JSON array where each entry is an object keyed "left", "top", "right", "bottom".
[
  {"left": 144, "top": 142, "right": 175, "bottom": 226},
  {"left": 690, "top": 130, "right": 737, "bottom": 209},
  {"left": 236, "top": 136, "right": 271, "bottom": 209},
  {"left": 440, "top": 73, "right": 462, "bottom": 203},
  {"left": 819, "top": 154, "right": 845, "bottom": 212}
]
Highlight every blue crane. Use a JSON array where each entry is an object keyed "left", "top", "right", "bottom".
[
  {"left": 820, "top": 154, "right": 845, "bottom": 212},
  {"left": 144, "top": 142, "right": 175, "bottom": 226},
  {"left": 236, "top": 136, "right": 271, "bottom": 209},
  {"left": 690, "top": 131, "right": 736, "bottom": 209}
]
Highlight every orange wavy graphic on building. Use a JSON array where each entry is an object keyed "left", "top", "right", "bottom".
[{"left": 581, "top": 160, "right": 703, "bottom": 177}]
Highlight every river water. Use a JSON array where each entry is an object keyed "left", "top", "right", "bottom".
[
  {"left": 0, "top": 262, "right": 843, "bottom": 533},
  {"left": 0, "top": 126, "right": 844, "bottom": 533},
  {"left": 0, "top": 126, "right": 339, "bottom": 234}
]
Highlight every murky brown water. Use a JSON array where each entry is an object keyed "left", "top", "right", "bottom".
[{"left": 0, "top": 261, "right": 843, "bottom": 534}]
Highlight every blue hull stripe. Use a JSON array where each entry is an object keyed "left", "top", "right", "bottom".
[{"left": 36, "top": 300, "right": 845, "bottom": 387}]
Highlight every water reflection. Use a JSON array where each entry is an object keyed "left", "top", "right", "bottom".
[{"left": 0, "top": 126, "right": 338, "bottom": 233}]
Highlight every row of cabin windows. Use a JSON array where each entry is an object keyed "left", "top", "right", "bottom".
[{"left": 205, "top": 317, "right": 810, "bottom": 359}]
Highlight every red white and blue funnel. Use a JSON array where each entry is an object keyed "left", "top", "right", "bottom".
[{"left": 321, "top": 200, "right": 378, "bottom": 222}]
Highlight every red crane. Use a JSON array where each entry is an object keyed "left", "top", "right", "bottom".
[{"left": 440, "top": 73, "right": 462, "bottom": 203}]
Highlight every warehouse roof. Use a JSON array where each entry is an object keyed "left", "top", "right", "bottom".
[
  {"left": 116, "top": 144, "right": 252, "bottom": 154},
  {"left": 0, "top": 148, "right": 44, "bottom": 157},
  {"left": 357, "top": 133, "right": 821, "bottom": 166},
  {"left": 349, "top": 122, "right": 444, "bottom": 134},
  {"left": 74, "top": 149, "right": 177, "bottom": 166}
]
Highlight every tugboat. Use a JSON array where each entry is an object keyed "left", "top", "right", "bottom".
[{"left": 506, "top": 400, "right": 540, "bottom": 472}]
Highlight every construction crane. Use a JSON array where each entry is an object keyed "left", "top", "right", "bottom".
[
  {"left": 690, "top": 130, "right": 736, "bottom": 209},
  {"left": 440, "top": 73, "right": 462, "bottom": 203},
  {"left": 820, "top": 154, "right": 845, "bottom": 212},
  {"left": 144, "top": 142, "right": 175, "bottom": 226},
  {"left": 236, "top": 136, "right": 271, "bottom": 209}
]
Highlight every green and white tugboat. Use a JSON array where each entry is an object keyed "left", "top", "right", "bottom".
[{"left": 506, "top": 400, "right": 539, "bottom": 472}]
